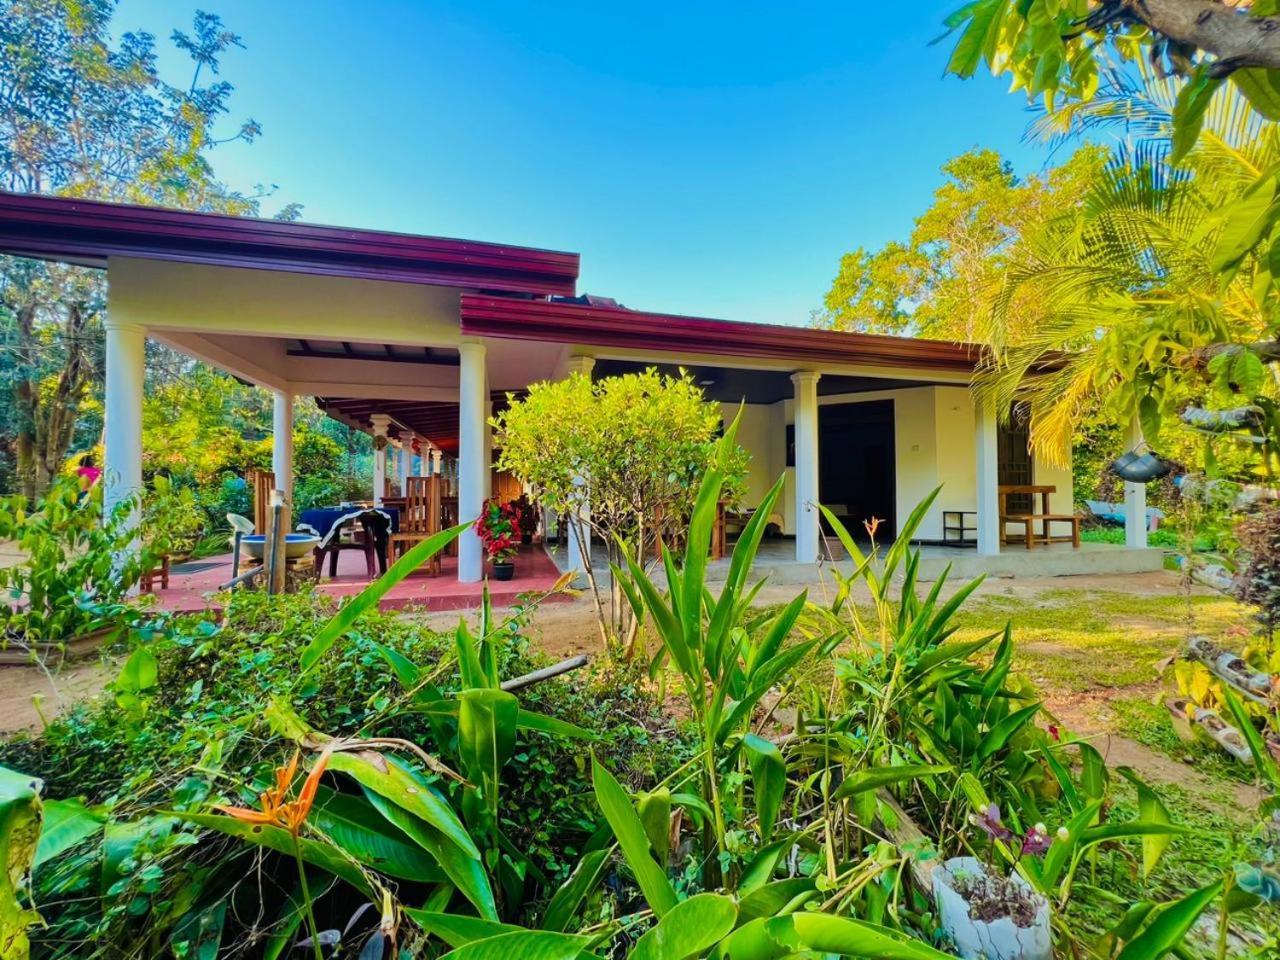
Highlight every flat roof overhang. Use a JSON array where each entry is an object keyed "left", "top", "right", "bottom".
[
  {"left": 460, "top": 295, "right": 985, "bottom": 373},
  {"left": 0, "top": 192, "right": 580, "bottom": 296}
]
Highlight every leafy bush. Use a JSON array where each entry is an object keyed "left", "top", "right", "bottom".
[{"left": 0, "top": 478, "right": 158, "bottom": 648}]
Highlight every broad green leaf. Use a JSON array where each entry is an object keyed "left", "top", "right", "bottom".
[
  {"left": 637, "top": 789, "right": 672, "bottom": 866},
  {"left": 1115, "top": 879, "right": 1225, "bottom": 960},
  {"left": 458, "top": 688, "right": 520, "bottom": 832},
  {"left": 710, "top": 912, "right": 952, "bottom": 959},
  {"left": 299, "top": 523, "right": 467, "bottom": 672},
  {"left": 1171, "top": 67, "right": 1224, "bottom": 164},
  {"left": 1116, "top": 768, "right": 1174, "bottom": 878},
  {"left": 440, "top": 930, "right": 590, "bottom": 960},
  {"left": 515, "top": 709, "right": 596, "bottom": 741},
  {"left": 541, "top": 848, "right": 610, "bottom": 932},
  {"left": 631, "top": 893, "right": 738, "bottom": 960},
  {"left": 309, "top": 787, "right": 444, "bottom": 882},
  {"left": 1212, "top": 174, "right": 1279, "bottom": 272},
  {"left": 35, "top": 797, "right": 104, "bottom": 867},
  {"left": 1231, "top": 68, "right": 1280, "bottom": 121},
  {"left": 591, "top": 756, "right": 676, "bottom": 917},
  {"left": 830, "top": 764, "right": 950, "bottom": 803},
  {"left": 976, "top": 704, "right": 1040, "bottom": 760},
  {"left": 178, "top": 812, "right": 373, "bottom": 896},
  {"left": 326, "top": 752, "right": 478, "bottom": 857},
  {"left": 405, "top": 910, "right": 521, "bottom": 948},
  {"left": 0, "top": 766, "right": 42, "bottom": 957},
  {"left": 743, "top": 735, "right": 787, "bottom": 842},
  {"left": 737, "top": 877, "right": 819, "bottom": 921}
]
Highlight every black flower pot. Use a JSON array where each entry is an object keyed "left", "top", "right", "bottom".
[
  {"left": 491, "top": 560, "right": 515, "bottom": 581},
  {"left": 1109, "top": 450, "right": 1173, "bottom": 484}
]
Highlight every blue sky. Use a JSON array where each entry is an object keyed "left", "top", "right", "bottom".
[{"left": 117, "top": 1, "right": 1050, "bottom": 325}]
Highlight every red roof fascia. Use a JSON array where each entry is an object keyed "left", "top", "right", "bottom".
[
  {"left": 460, "top": 295, "right": 983, "bottom": 372},
  {"left": 0, "top": 192, "right": 579, "bottom": 296}
]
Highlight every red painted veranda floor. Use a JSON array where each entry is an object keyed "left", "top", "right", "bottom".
[{"left": 151, "top": 543, "right": 569, "bottom": 614}]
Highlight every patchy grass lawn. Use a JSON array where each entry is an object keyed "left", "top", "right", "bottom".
[{"left": 947, "top": 588, "right": 1243, "bottom": 694}]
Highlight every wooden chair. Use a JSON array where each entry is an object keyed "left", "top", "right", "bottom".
[{"left": 389, "top": 476, "right": 443, "bottom": 574}]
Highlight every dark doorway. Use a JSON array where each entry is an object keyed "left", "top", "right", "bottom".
[
  {"left": 818, "top": 400, "right": 896, "bottom": 540},
  {"left": 997, "top": 405, "right": 1033, "bottom": 513}
]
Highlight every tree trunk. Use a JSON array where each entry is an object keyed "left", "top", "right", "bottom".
[
  {"left": 1122, "top": 0, "right": 1280, "bottom": 73},
  {"left": 11, "top": 297, "right": 94, "bottom": 499}
]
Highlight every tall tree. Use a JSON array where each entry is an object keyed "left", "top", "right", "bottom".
[
  {"left": 819, "top": 146, "right": 1103, "bottom": 341},
  {"left": 0, "top": 1, "right": 279, "bottom": 497}
]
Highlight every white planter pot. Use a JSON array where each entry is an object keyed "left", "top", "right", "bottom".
[{"left": 933, "top": 857, "right": 1051, "bottom": 960}]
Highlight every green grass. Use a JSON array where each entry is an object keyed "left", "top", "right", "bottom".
[{"left": 1081, "top": 525, "right": 1181, "bottom": 547}]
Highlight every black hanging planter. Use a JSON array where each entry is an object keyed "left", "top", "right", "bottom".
[
  {"left": 1108, "top": 448, "right": 1173, "bottom": 484},
  {"left": 491, "top": 560, "right": 515, "bottom": 581}
]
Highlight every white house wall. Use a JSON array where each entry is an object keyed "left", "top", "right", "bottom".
[{"left": 107, "top": 256, "right": 462, "bottom": 346}]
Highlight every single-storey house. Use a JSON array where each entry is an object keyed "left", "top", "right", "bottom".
[{"left": 0, "top": 192, "right": 1162, "bottom": 582}]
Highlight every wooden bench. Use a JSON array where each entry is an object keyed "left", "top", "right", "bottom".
[
  {"left": 1002, "top": 513, "right": 1080, "bottom": 550},
  {"left": 999, "top": 484, "right": 1081, "bottom": 550}
]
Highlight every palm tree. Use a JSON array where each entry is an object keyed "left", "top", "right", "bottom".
[{"left": 974, "top": 72, "right": 1280, "bottom": 467}]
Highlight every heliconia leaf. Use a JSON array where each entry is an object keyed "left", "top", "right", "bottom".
[
  {"left": 177, "top": 812, "right": 373, "bottom": 896},
  {"left": 300, "top": 524, "right": 467, "bottom": 672},
  {"left": 976, "top": 703, "right": 1040, "bottom": 760},
  {"left": 404, "top": 910, "right": 521, "bottom": 948},
  {"left": 631, "top": 893, "right": 738, "bottom": 960},
  {"left": 541, "top": 848, "right": 610, "bottom": 933},
  {"left": 743, "top": 734, "right": 787, "bottom": 841},
  {"left": 1116, "top": 767, "right": 1175, "bottom": 878},
  {"left": 637, "top": 789, "right": 672, "bottom": 866},
  {"left": 515, "top": 709, "right": 596, "bottom": 741},
  {"left": 327, "top": 752, "right": 476, "bottom": 856},
  {"left": 439, "top": 930, "right": 591, "bottom": 960},
  {"left": 309, "top": 787, "right": 445, "bottom": 883},
  {"left": 1115, "top": 879, "right": 1225, "bottom": 960},
  {"left": 35, "top": 797, "right": 104, "bottom": 867},
  {"left": 591, "top": 756, "right": 677, "bottom": 917},
  {"left": 709, "top": 912, "right": 952, "bottom": 959},
  {"left": 829, "top": 764, "right": 951, "bottom": 803}
]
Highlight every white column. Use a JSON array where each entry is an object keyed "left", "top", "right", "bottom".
[
  {"left": 103, "top": 320, "right": 146, "bottom": 527},
  {"left": 271, "top": 389, "right": 294, "bottom": 504},
  {"left": 370, "top": 415, "right": 390, "bottom": 506},
  {"left": 432, "top": 449, "right": 444, "bottom": 481},
  {"left": 458, "top": 341, "right": 488, "bottom": 582},
  {"left": 791, "top": 371, "right": 821, "bottom": 563},
  {"left": 565, "top": 356, "right": 595, "bottom": 574},
  {"left": 399, "top": 438, "right": 412, "bottom": 492},
  {"left": 1124, "top": 415, "right": 1148, "bottom": 549},
  {"left": 975, "top": 397, "right": 1000, "bottom": 556}
]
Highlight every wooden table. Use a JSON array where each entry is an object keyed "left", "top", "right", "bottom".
[{"left": 998, "top": 484, "right": 1080, "bottom": 550}]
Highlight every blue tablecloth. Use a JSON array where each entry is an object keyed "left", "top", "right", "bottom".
[{"left": 297, "top": 506, "right": 399, "bottom": 547}]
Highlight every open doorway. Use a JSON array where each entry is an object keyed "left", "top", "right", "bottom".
[
  {"left": 997, "top": 404, "right": 1033, "bottom": 514},
  {"left": 818, "top": 400, "right": 896, "bottom": 540}
]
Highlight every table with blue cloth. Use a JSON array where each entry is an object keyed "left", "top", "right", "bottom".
[{"left": 297, "top": 505, "right": 400, "bottom": 575}]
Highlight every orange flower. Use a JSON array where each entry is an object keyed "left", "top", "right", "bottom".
[
  {"left": 863, "top": 516, "right": 883, "bottom": 540},
  {"left": 216, "top": 749, "right": 330, "bottom": 835}
]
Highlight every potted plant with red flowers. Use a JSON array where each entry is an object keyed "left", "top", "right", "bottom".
[
  {"left": 513, "top": 493, "right": 538, "bottom": 545},
  {"left": 477, "top": 498, "right": 519, "bottom": 580}
]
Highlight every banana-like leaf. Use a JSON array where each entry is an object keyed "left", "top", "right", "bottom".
[
  {"left": 440, "top": 930, "right": 591, "bottom": 960},
  {"left": 630, "top": 893, "right": 737, "bottom": 960},
  {"left": 300, "top": 523, "right": 467, "bottom": 672},
  {"left": 458, "top": 688, "right": 520, "bottom": 827},
  {"left": 515, "top": 709, "right": 596, "bottom": 741},
  {"left": 1116, "top": 767, "right": 1175, "bottom": 878},
  {"left": 829, "top": 764, "right": 950, "bottom": 803},
  {"left": 326, "top": 752, "right": 478, "bottom": 859},
  {"left": 541, "top": 848, "right": 610, "bottom": 933},
  {"left": 309, "top": 787, "right": 444, "bottom": 883},
  {"left": 743, "top": 735, "right": 786, "bottom": 842},
  {"left": 591, "top": 756, "right": 676, "bottom": 917},
  {"left": 637, "top": 789, "right": 672, "bottom": 866},
  {"left": 976, "top": 704, "right": 1040, "bottom": 760},
  {"left": 35, "top": 796, "right": 104, "bottom": 867},
  {"left": 737, "top": 877, "right": 819, "bottom": 921},
  {"left": 178, "top": 812, "right": 372, "bottom": 896},
  {"left": 0, "top": 766, "right": 42, "bottom": 958},
  {"left": 404, "top": 910, "right": 521, "bottom": 948},
  {"left": 709, "top": 912, "right": 952, "bottom": 959},
  {"left": 1115, "top": 879, "right": 1225, "bottom": 960}
]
